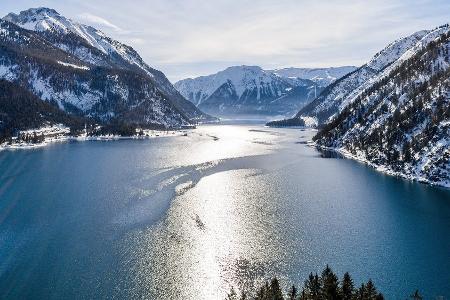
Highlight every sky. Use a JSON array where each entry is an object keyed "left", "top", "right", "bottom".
[{"left": 1, "top": 0, "right": 450, "bottom": 82}]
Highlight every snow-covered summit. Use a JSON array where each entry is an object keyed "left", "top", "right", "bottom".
[
  {"left": 4, "top": 7, "right": 70, "bottom": 33},
  {"left": 175, "top": 65, "right": 286, "bottom": 106},
  {"left": 4, "top": 7, "right": 151, "bottom": 76},
  {"left": 314, "top": 26, "right": 450, "bottom": 188},
  {"left": 0, "top": 7, "right": 212, "bottom": 127}
]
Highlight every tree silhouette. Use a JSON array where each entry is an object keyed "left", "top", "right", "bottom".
[
  {"left": 340, "top": 272, "right": 354, "bottom": 300},
  {"left": 409, "top": 290, "right": 423, "bottom": 300},
  {"left": 287, "top": 285, "right": 298, "bottom": 300}
]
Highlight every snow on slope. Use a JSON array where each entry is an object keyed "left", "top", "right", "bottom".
[
  {"left": 339, "top": 26, "right": 450, "bottom": 112},
  {"left": 2, "top": 7, "right": 211, "bottom": 123},
  {"left": 4, "top": 7, "right": 151, "bottom": 75},
  {"left": 367, "top": 30, "right": 429, "bottom": 71},
  {"left": 314, "top": 25, "right": 450, "bottom": 187},
  {"left": 175, "top": 66, "right": 286, "bottom": 106},
  {"left": 294, "top": 28, "right": 438, "bottom": 126},
  {"left": 57, "top": 61, "right": 90, "bottom": 70},
  {"left": 174, "top": 65, "right": 325, "bottom": 116},
  {"left": 268, "top": 66, "right": 357, "bottom": 86}
]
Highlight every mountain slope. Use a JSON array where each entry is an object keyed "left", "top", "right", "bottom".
[
  {"left": 269, "top": 28, "right": 448, "bottom": 127},
  {"left": 174, "top": 65, "right": 324, "bottom": 116},
  {"left": 0, "top": 79, "right": 85, "bottom": 142},
  {"left": 314, "top": 26, "right": 450, "bottom": 187},
  {"left": 268, "top": 66, "right": 357, "bottom": 87},
  {"left": 1, "top": 7, "right": 211, "bottom": 127}
]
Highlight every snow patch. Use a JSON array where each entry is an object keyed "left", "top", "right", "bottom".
[{"left": 57, "top": 61, "right": 90, "bottom": 70}]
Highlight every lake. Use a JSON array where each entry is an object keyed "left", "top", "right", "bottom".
[{"left": 0, "top": 124, "right": 449, "bottom": 299}]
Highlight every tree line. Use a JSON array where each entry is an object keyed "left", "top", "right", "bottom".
[{"left": 226, "top": 265, "right": 424, "bottom": 300}]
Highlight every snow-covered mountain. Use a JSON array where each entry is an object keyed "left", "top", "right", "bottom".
[
  {"left": 0, "top": 7, "right": 211, "bottom": 129},
  {"left": 174, "top": 65, "right": 334, "bottom": 116},
  {"left": 314, "top": 25, "right": 450, "bottom": 187},
  {"left": 275, "top": 28, "right": 446, "bottom": 127},
  {"left": 175, "top": 66, "right": 284, "bottom": 106},
  {"left": 268, "top": 66, "right": 357, "bottom": 87}
]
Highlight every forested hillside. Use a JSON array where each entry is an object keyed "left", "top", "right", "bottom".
[
  {"left": 0, "top": 79, "right": 86, "bottom": 143},
  {"left": 314, "top": 27, "right": 450, "bottom": 187}
]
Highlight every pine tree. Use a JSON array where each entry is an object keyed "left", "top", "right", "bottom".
[
  {"left": 255, "top": 284, "right": 267, "bottom": 300},
  {"left": 321, "top": 265, "right": 339, "bottom": 300},
  {"left": 304, "top": 273, "right": 321, "bottom": 300},
  {"left": 287, "top": 285, "right": 298, "bottom": 300},
  {"left": 365, "top": 280, "right": 379, "bottom": 300},
  {"left": 299, "top": 289, "right": 307, "bottom": 300},
  {"left": 375, "top": 293, "right": 384, "bottom": 300},
  {"left": 402, "top": 141, "right": 411, "bottom": 162},
  {"left": 270, "top": 278, "right": 284, "bottom": 300},
  {"left": 340, "top": 272, "right": 354, "bottom": 300},
  {"left": 355, "top": 283, "right": 365, "bottom": 300}
]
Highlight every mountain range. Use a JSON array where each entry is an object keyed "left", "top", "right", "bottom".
[
  {"left": 174, "top": 66, "right": 355, "bottom": 117},
  {"left": 0, "top": 7, "right": 448, "bottom": 187},
  {"left": 0, "top": 7, "right": 212, "bottom": 137},
  {"left": 268, "top": 66, "right": 357, "bottom": 87}
]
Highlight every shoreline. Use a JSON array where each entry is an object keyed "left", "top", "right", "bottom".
[
  {"left": 0, "top": 129, "right": 191, "bottom": 151},
  {"left": 309, "top": 141, "right": 450, "bottom": 189}
]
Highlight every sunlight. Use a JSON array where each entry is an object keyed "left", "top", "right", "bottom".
[{"left": 1, "top": 1, "right": 449, "bottom": 299}]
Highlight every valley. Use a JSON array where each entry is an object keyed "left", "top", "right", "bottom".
[{"left": 0, "top": 4, "right": 449, "bottom": 300}]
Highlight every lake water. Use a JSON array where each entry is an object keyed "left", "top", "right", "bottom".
[{"left": 0, "top": 124, "right": 449, "bottom": 299}]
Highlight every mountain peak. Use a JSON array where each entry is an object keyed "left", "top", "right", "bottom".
[
  {"left": 3, "top": 7, "right": 71, "bottom": 33},
  {"left": 175, "top": 65, "right": 281, "bottom": 107},
  {"left": 2, "top": 7, "right": 140, "bottom": 70},
  {"left": 289, "top": 24, "right": 450, "bottom": 126},
  {"left": 224, "top": 65, "right": 263, "bottom": 72},
  {"left": 4, "top": 7, "right": 60, "bottom": 19}
]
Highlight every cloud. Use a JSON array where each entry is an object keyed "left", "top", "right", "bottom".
[
  {"left": 77, "top": 12, "right": 123, "bottom": 32},
  {"left": 6, "top": 0, "right": 448, "bottom": 81},
  {"left": 130, "top": 1, "right": 390, "bottom": 65},
  {"left": 133, "top": 0, "right": 450, "bottom": 81}
]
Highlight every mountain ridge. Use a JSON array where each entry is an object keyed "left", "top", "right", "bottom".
[
  {"left": 313, "top": 24, "right": 450, "bottom": 187},
  {"left": 267, "top": 66, "right": 357, "bottom": 87}
]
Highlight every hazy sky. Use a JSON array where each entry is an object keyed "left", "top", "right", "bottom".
[{"left": 1, "top": 0, "right": 450, "bottom": 82}]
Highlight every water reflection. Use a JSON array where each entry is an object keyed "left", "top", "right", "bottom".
[
  {"left": 125, "top": 169, "right": 290, "bottom": 299},
  {"left": 317, "top": 148, "right": 345, "bottom": 159},
  {"left": 0, "top": 125, "right": 448, "bottom": 299}
]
